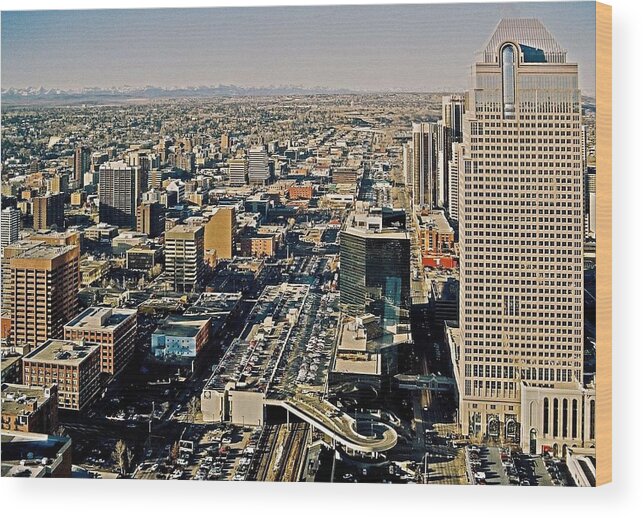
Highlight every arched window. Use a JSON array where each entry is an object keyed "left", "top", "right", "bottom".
[
  {"left": 501, "top": 44, "right": 516, "bottom": 119},
  {"left": 562, "top": 399, "right": 569, "bottom": 437},
  {"left": 553, "top": 398, "right": 559, "bottom": 438},
  {"left": 572, "top": 399, "right": 578, "bottom": 438},
  {"left": 543, "top": 397, "right": 549, "bottom": 435}
]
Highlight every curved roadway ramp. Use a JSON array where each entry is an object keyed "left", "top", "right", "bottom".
[{"left": 270, "top": 392, "right": 397, "bottom": 454}]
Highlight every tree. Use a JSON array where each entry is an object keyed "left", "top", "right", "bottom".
[
  {"left": 112, "top": 440, "right": 133, "bottom": 475},
  {"left": 170, "top": 441, "right": 180, "bottom": 462},
  {"left": 187, "top": 396, "right": 199, "bottom": 424}
]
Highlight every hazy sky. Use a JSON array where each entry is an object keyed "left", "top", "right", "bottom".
[{"left": 1, "top": 2, "right": 596, "bottom": 94}]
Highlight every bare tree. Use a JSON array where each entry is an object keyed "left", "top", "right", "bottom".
[
  {"left": 112, "top": 440, "right": 133, "bottom": 475},
  {"left": 187, "top": 396, "right": 199, "bottom": 424},
  {"left": 170, "top": 441, "right": 180, "bottom": 462}
]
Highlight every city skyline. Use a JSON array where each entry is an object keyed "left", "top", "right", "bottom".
[{"left": 1, "top": 2, "right": 596, "bottom": 94}]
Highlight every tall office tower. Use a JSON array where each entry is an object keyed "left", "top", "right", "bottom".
[
  {"left": 204, "top": 206, "right": 236, "bottom": 261},
  {"left": 448, "top": 143, "right": 464, "bottom": 224},
  {"left": 402, "top": 141, "right": 413, "bottom": 187},
  {"left": 442, "top": 95, "right": 465, "bottom": 211},
  {"left": 228, "top": 157, "right": 249, "bottom": 186},
  {"left": 33, "top": 192, "right": 65, "bottom": 231},
  {"left": 450, "top": 19, "right": 588, "bottom": 452},
  {"left": 585, "top": 166, "right": 597, "bottom": 238},
  {"left": 98, "top": 161, "right": 137, "bottom": 228},
  {"left": 411, "top": 122, "right": 439, "bottom": 209},
  {"left": 581, "top": 124, "right": 588, "bottom": 171},
  {"left": 1, "top": 207, "right": 20, "bottom": 246},
  {"left": 136, "top": 201, "right": 166, "bottom": 238},
  {"left": 74, "top": 145, "right": 91, "bottom": 183},
  {"left": 7, "top": 242, "right": 80, "bottom": 347},
  {"left": 340, "top": 206, "right": 411, "bottom": 328},
  {"left": 47, "top": 174, "right": 69, "bottom": 195},
  {"left": 248, "top": 145, "right": 270, "bottom": 185},
  {"left": 165, "top": 225, "right": 205, "bottom": 292},
  {"left": 220, "top": 133, "right": 230, "bottom": 152}
]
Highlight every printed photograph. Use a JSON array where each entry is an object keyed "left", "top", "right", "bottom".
[{"left": 1, "top": 1, "right": 599, "bottom": 486}]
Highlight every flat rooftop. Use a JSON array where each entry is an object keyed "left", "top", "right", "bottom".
[
  {"left": 418, "top": 210, "right": 454, "bottom": 234},
  {"left": 65, "top": 306, "right": 136, "bottom": 331},
  {"left": 23, "top": 339, "right": 99, "bottom": 366},
  {"left": 206, "top": 283, "right": 309, "bottom": 393},
  {"left": 153, "top": 315, "right": 211, "bottom": 338},
  {"left": 13, "top": 243, "right": 76, "bottom": 260},
  {"left": 1, "top": 383, "right": 53, "bottom": 417}
]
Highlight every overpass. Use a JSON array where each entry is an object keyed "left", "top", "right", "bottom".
[{"left": 267, "top": 393, "right": 397, "bottom": 455}]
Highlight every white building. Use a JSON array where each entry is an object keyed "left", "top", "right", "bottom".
[
  {"left": 228, "top": 157, "right": 249, "bottom": 186},
  {"left": 247, "top": 145, "right": 270, "bottom": 185},
  {"left": 1, "top": 207, "right": 20, "bottom": 246},
  {"left": 451, "top": 19, "right": 586, "bottom": 448}
]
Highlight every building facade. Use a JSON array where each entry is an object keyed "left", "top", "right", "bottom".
[
  {"left": 165, "top": 225, "right": 205, "bottom": 292},
  {"left": 64, "top": 306, "right": 137, "bottom": 376},
  {"left": 98, "top": 161, "right": 137, "bottom": 228},
  {"left": 22, "top": 339, "right": 101, "bottom": 411},
  {"left": 7, "top": 243, "right": 80, "bottom": 347},
  {"left": 452, "top": 19, "right": 585, "bottom": 446}
]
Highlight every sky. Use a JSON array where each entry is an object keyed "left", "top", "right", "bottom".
[{"left": 1, "top": 2, "right": 596, "bottom": 94}]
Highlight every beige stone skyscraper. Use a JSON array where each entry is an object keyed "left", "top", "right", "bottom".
[{"left": 449, "top": 19, "right": 587, "bottom": 451}]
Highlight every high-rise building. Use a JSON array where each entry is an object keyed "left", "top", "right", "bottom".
[
  {"left": 33, "top": 192, "right": 65, "bottom": 231},
  {"left": 165, "top": 225, "right": 205, "bottom": 292},
  {"left": 221, "top": 132, "right": 230, "bottom": 152},
  {"left": 204, "top": 206, "right": 236, "bottom": 261},
  {"left": 46, "top": 174, "right": 69, "bottom": 195},
  {"left": 1, "top": 207, "right": 20, "bottom": 246},
  {"left": 585, "top": 166, "right": 597, "bottom": 238},
  {"left": 449, "top": 19, "right": 587, "bottom": 453},
  {"left": 442, "top": 95, "right": 465, "bottom": 212},
  {"left": 228, "top": 157, "right": 249, "bottom": 186},
  {"left": 7, "top": 243, "right": 80, "bottom": 347},
  {"left": 74, "top": 146, "right": 91, "bottom": 183},
  {"left": 136, "top": 201, "right": 165, "bottom": 238},
  {"left": 340, "top": 206, "right": 411, "bottom": 327},
  {"left": 248, "top": 146, "right": 270, "bottom": 185},
  {"left": 99, "top": 161, "right": 137, "bottom": 228},
  {"left": 448, "top": 143, "right": 464, "bottom": 224},
  {"left": 411, "top": 122, "right": 439, "bottom": 209}
]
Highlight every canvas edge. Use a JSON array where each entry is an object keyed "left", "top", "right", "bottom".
[{"left": 595, "top": 0, "right": 612, "bottom": 487}]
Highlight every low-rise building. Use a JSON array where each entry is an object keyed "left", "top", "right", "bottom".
[
  {"left": 126, "top": 244, "right": 163, "bottom": 271},
  {"left": 1, "top": 383, "right": 58, "bottom": 434},
  {"left": 151, "top": 315, "right": 211, "bottom": 363},
  {"left": 64, "top": 307, "right": 137, "bottom": 376},
  {"left": 22, "top": 339, "right": 101, "bottom": 411},
  {"left": 1, "top": 430, "right": 72, "bottom": 478},
  {"left": 239, "top": 233, "right": 277, "bottom": 258}
]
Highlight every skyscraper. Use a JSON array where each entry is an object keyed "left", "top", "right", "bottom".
[
  {"left": 449, "top": 19, "right": 587, "bottom": 452},
  {"left": 33, "top": 192, "right": 65, "bottom": 231},
  {"left": 204, "top": 206, "right": 236, "bottom": 261},
  {"left": 74, "top": 145, "right": 91, "bottom": 184},
  {"left": 1, "top": 207, "right": 20, "bottom": 246},
  {"left": 248, "top": 145, "right": 270, "bottom": 185},
  {"left": 99, "top": 161, "right": 137, "bottom": 228},
  {"left": 340, "top": 205, "right": 411, "bottom": 327},
  {"left": 411, "top": 122, "right": 439, "bottom": 209},
  {"left": 136, "top": 201, "right": 166, "bottom": 238},
  {"left": 7, "top": 242, "right": 80, "bottom": 347},
  {"left": 442, "top": 95, "right": 465, "bottom": 213},
  {"left": 165, "top": 225, "right": 205, "bottom": 292},
  {"left": 228, "top": 157, "right": 249, "bottom": 186}
]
